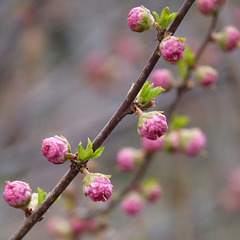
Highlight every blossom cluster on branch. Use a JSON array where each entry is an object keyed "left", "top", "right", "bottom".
[{"left": 3, "top": 1, "right": 240, "bottom": 239}]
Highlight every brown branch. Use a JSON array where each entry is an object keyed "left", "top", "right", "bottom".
[{"left": 9, "top": 1, "right": 195, "bottom": 239}]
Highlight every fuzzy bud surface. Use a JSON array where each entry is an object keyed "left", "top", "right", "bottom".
[
  {"left": 127, "top": 6, "right": 155, "bottom": 32},
  {"left": 138, "top": 111, "right": 168, "bottom": 140},
  {"left": 42, "top": 135, "right": 71, "bottom": 164},
  {"left": 195, "top": 65, "right": 218, "bottom": 86},
  {"left": 3, "top": 181, "right": 32, "bottom": 209},
  {"left": 121, "top": 192, "right": 144, "bottom": 216},
  {"left": 83, "top": 173, "right": 113, "bottom": 202},
  {"left": 150, "top": 69, "right": 173, "bottom": 91},
  {"left": 217, "top": 26, "right": 240, "bottom": 51},
  {"left": 159, "top": 36, "right": 185, "bottom": 62}
]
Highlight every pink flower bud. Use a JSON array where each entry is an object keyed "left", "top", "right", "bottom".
[
  {"left": 195, "top": 65, "right": 218, "bottom": 86},
  {"left": 127, "top": 6, "right": 155, "bottom": 32},
  {"left": 142, "top": 137, "right": 165, "bottom": 152},
  {"left": 164, "top": 130, "right": 181, "bottom": 152},
  {"left": 3, "top": 180, "right": 32, "bottom": 209},
  {"left": 117, "top": 147, "right": 143, "bottom": 172},
  {"left": 42, "top": 135, "right": 71, "bottom": 164},
  {"left": 141, "top": 179, "right": 163, "bottom": 203},
  {"left": 197, "top": 0, "right": 227, "bottom": 15},
  {"left": 121, "top": 192, "right": 144, "bottom": 216},
  {"left": 138, "top": 111, "right": 168, "bottom": 140},
  {"left": 159, "top": 36, "right": 185, "bottom": 62},
  {"left": 216, "top": 26, "right": 240, "bottom": 51},
  {"left": 179, "top": 128, "right": 207, "bottom": 157},
  {"left": 83, "top": 173, "right": 113, "bottom": 202},
  {"left": 150, "top": 69, "right": 174, "bottom": 91}
]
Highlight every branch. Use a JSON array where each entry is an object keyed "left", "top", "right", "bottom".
[
  {"left": 167, "top": 12, "right": 218, "bottom": 119},
  {"left": 9, "top": 1, "right": 195, "bottom": 239}
]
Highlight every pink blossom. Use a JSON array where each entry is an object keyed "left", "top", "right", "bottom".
[
  {"left": 117, "top": 147, "right": 139, "bottom": 172},
  {"left": 150, "top": 69, "right": 173, "bottom": 91},
  {"left": 141, "top": 179, "right": 163, "bottom": 203},
  {"left": 195, "top": 65, "right": 218, "bottom": 86},
  {"left": 165, "top": 130, "right": 181, "bottom": 152},
  {"left": 197, "top": 0, "right": 227, "bottom": 15},
  {"left": 42, "top": 135, "right": 71, "bottom": 164},
  {"left": 127, "top": 6, "right": 155, "bottom": 32},
  {"left": 217, "top": 26, "right": 240, "bottom": 51},
  {"left": 180, "top": 128, "right": 207, "bottom": 157},
  {"left": 160, "top": 36, "right": 185, "bottom": 62},
  {"left": 138, "top": 111, "right": 168, "bottom": 140},
  {"left": 142, "top": 137, "right": 165, "bottom": 152},
  {"left": 3, "top": 181, "right": 32, "bottom": 209},
  {"left": 197, "top": 0, "right": 215, "bottom": 14},
  {"left": 121, "top": 192, "right": 144, "bottom": 216},
  {"left": 83, "top": 173, "right": 113, "bottom": 202}
]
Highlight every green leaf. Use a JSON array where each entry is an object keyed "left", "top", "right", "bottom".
[
  {"left": 152, "top": 11, "right": 160, "bottom": 25},
  {"left": 38, "top": 188, "right": 46, "bottom": 207},
  {"left": 169, "top": 114, "right": 190, "bottom": 131},
  {"left": 184, "top": 46, "right": 196, "bottom": 67},
  {"left": 91, "top": 146, "right": 105, "bottom": 159},
  {"left": 159, "top": 7, "right": 170, "bottom": 28},
  {"left": 77, "top": 142, "right": 86, "bottom": 160},
  {"left": 178, "top": 59, "right": 187, "bottom": 81},
  {"left": 144, "top": 87, "right": 165, "bottom": 102},
  {"left": 85, "top": 138, "right": 93, "bottom": 156},
  {"left": 77, "top": 138, "right": 104, "bottom": 163},
  {"left": 168, "top": 12, "right": 178, "bottom": 23}
]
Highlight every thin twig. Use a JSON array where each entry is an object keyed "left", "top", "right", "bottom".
[
  {"left": 167, "top": 12, "right": 218, "bottom": 119},
  {"left": 9, "top": 1, "right": 195, "bottom": 239}
]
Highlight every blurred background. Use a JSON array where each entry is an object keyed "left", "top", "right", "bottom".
[{"left": 0, "top": 0, "right": 240, "bottom": 239}]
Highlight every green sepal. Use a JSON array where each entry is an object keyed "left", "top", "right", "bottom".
[
  {"left": 153, "top": 7, "right": 178, "bottom": 30},
  {"left": 77, "top": 138, "right": 104, "bottom": 163},
  {"left": 169, "top": 114, "right": 190, "bottom": 131}
]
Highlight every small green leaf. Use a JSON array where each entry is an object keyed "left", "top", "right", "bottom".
[
  {"left": 144, "top": 87, "right": 165, "bottom": 102},
  {"left": 184, "top": 46, "right": 196, "bottom": 67},
  {"left": 77, "top": 142, "right": 86, "bottom": 160},
  {"left": 90, "top": 146, "right": 105, "bottom": 159},
  {"left": 169, "top": 114, "right": 190, "bottom": 131},
  {"left": 85, "top": 138, "right": 93, "bottom": 156},
  {"left": 168, "top": 12, "right": 178, "bottom": 23},
  {"left": 38, "top": 188, "right": 45, "bottom": 207},
  {"left": 152, "top": 11, "right": 161, "bottom": 25},
  {"left": 178, "top": 59, "right": 187, "bottom": 81},
  {"left": 159, "top": 7, "right": 170, "bottom": 28}
]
